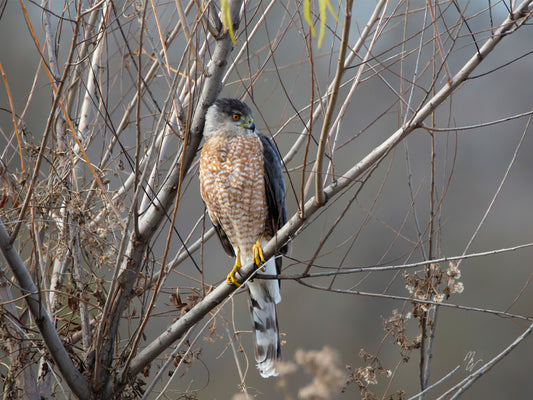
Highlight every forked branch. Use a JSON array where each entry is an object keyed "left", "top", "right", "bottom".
[{"left": 314, "top": 0, "right": 353, "bottom": 206}]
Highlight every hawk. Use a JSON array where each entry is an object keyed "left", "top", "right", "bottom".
[{"left": 199, "top": 98, "right": 287, "bottom": 377}]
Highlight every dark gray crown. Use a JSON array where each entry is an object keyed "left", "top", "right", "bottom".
[{"left": 213, "top": 98, "right": 253, "bottom": 117}]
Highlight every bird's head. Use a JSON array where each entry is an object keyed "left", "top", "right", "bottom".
[{"left": 204, "top": 98, "right": 256, "bottom": 137}]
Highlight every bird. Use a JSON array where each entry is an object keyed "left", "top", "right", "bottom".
[{"left": 199, "top": 98, "right": 287, "bottom": 377}]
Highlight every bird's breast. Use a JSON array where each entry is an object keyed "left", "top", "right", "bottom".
[
  {"left": 200, "top": 135, "right": 263, "bottom": 187},
  {"left": 199, "top": 134, "right": 268, "bottom": 254}
]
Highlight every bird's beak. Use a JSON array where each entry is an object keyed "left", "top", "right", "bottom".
[{"left": 240, "top": 119, "right": 255, "bottom": 131}]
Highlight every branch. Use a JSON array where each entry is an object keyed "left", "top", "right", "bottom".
[
  {"left": 436, "top": 321, "right": 533, "bottom": 400},
  {"left": 0, "top": 275, "right": 40, "bottom": 400},
  {"left": 0, "top": 218, "right": 89, "bottom": 400},
  {"left": 313, "top": 0, "right": 353, "bottom": 206},
  {"left": 264, "top": 242, "right": 533, "bottom": 280},
  {"left": 283, "top": 0, "right": 388, "bottom": 164}
]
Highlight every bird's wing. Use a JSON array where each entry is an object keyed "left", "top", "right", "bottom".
[
  {"left": 258, "top": 132, "right": 288, "bottom": 264},
  {"left": 212, "top": 221, "right": 235, "bottom": 257}
]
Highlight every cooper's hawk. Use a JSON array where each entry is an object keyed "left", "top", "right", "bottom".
[{"left": 199, "top": 98, "right": 287, "bottom": 377}]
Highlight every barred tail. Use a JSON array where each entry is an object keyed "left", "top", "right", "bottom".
[{"left": 247, "top": 256, "right": 281, "bottom": 377}]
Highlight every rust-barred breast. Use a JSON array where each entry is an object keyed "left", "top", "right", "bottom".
[{"left": 199, "top": 134, "right": 268, "bottom": 256}]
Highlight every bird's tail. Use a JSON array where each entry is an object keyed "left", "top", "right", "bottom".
[{"left": 247, "top": 256, "right": 281, "bottom": 377}]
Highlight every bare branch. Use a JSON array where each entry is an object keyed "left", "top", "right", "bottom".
[
  {"left": 313, "top": 0, "right": 353, "bottom": 206},
  {"left": 437, "top": 322, "right": 533, "bottom": 400},
  {"left": 284, "top": 0, "right": 388, "bottom": 164},
  {"left": 269, "top": 242, "right": 533, "bottom": 280},
  {"left": 0, "top": 275, "right": 40, "bottom": 400}
]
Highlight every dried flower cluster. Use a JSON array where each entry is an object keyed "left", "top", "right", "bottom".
[
  {"left": 347, "top": 349, "right": 401, "bottom": 400},
  {"left": 404, "top": 261, "right": 464, "bottom": 313},
  {"left": 295, "top": 346, "right": 347, "bottom": 400},
  {"left": 383, "top": 309, "right": 421, "bottom": 361}
]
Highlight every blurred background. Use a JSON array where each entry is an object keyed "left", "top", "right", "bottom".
[{"left": 1, "top": 0, "right": 533, "bottom": 399}]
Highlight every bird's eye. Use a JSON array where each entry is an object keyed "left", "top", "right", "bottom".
[{"left": 232, "top": 114, "right": 241, "bottom": 121}]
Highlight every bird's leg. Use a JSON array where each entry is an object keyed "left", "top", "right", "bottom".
[
  {"left": 252, "top": 235, "right": 265, "bottom": 271},
  {"left": 227, "top": 248, "right": 242, "bottom": 287}
]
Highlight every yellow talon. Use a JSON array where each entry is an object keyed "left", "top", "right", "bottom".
[
  {"left": 227, "top": 249, "right": 242, "bottom": 287},
  {"left": 253, "top": 236, "right": 265, "bottom": 270}
]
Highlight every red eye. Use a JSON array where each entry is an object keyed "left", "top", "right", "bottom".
[{"left": 232, "top": 114, "right": 240, "bottom": 121}]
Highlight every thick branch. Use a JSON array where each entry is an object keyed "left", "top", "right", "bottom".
[
  {"left": 0, "top": 275, "right": 39, "bottom": 400},
  {"left": 0, "top": 219, "right": 89, "bottom": 400}
]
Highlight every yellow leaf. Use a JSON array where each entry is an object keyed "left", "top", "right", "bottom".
[
  {"left": 304, "top": 0, "right": 341, "bottom": 49},
  {"left": 304, "top": 0, "right": 316, "bottom": 37},
  {"left": 220, "top": 0, "right": 236, "bottom": 44},
  {"left": 318, "top": 0, "right": 327, "bottom": 48},
  {"left": 325, "top": 0, "right": 341, "bottom": 25}
]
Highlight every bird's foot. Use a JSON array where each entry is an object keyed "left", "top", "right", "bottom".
[
  {"left": 227, "top": 250, "right": 242, "bottom": 287},
  {"left": 253, "top": 236, "right": 265, "bottom": 271}
]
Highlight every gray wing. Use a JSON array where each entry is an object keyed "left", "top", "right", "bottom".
[{"left": 258, "top": 133, "right": 288, "bottom": 272}]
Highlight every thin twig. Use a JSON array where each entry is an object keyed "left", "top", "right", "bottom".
[
  {"left": 283, "top": 0, "right": 388, "bottom": 165},
  {"left": 455, "top": 113, "right": 532, "bottom": 271},
  {"left": 436, "top": 321, "right": 533, "bottom": 400},
  {"left": 313, "top": 0, "right": 353, "bottom": 206},
  {"left": 272, "top": 242, "right": 533, "bottom": 280}
]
